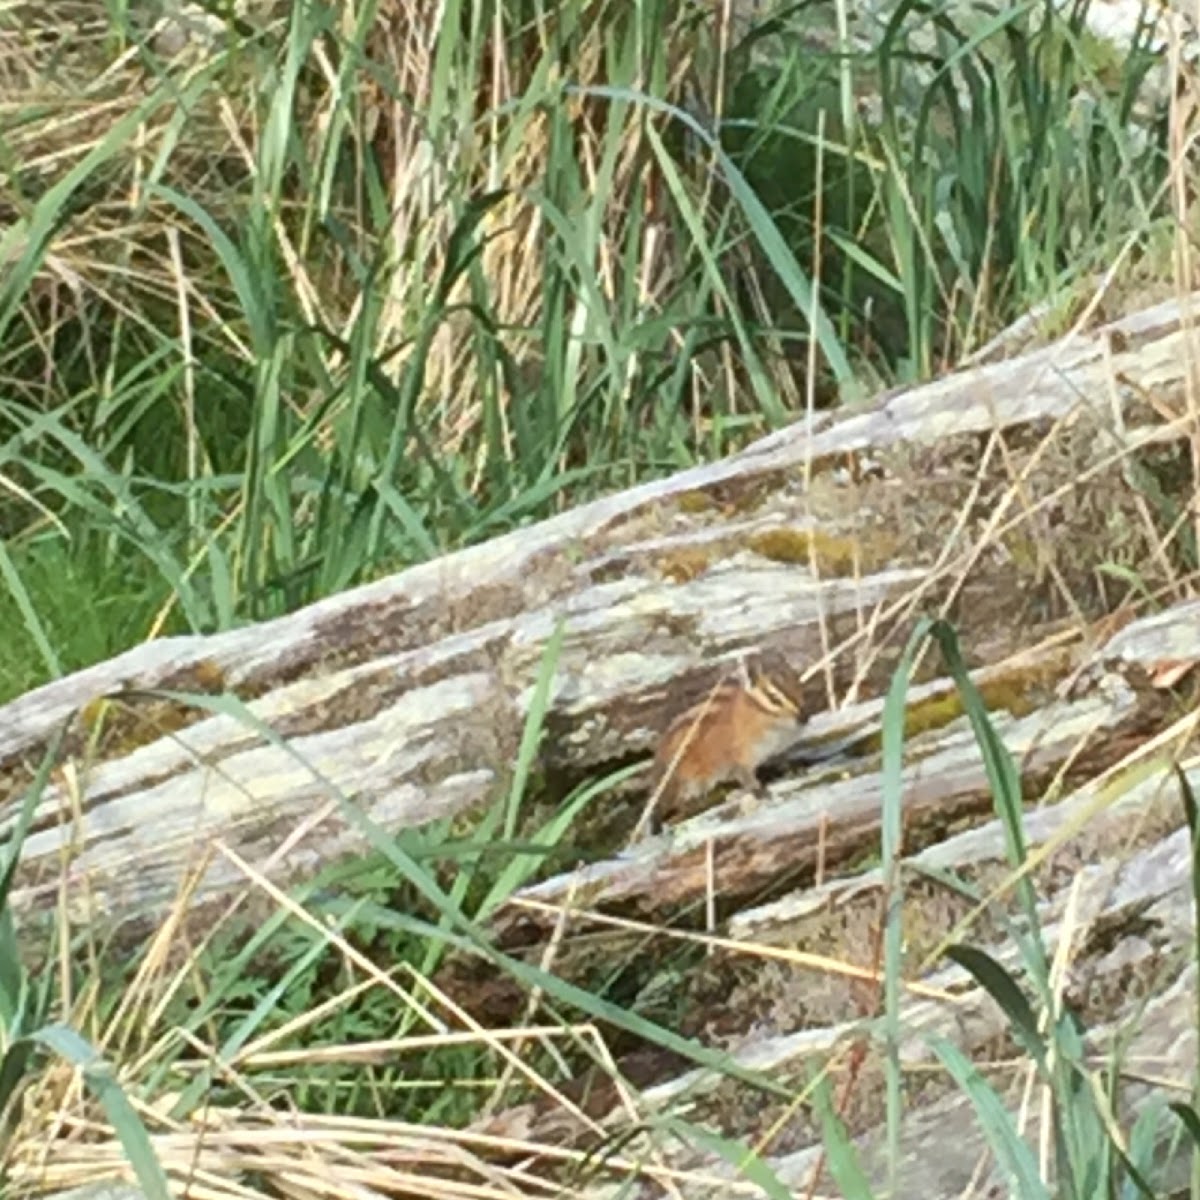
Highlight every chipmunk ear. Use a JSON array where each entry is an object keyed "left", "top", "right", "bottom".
[
  {"left": 749, "top": 647, "right": 786, "bottom": 681},
  {"left": 733, "top": 653, "right": 754, "bottom": 688}
]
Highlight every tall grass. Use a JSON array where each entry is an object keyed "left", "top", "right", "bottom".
[
  {"left": 0, "top": 730, "right": 174, "bottom": 1200},
  {"left": 875, "top": 0, "right": 1168, "bottom": 376},
  {"left": 0, "top": 637, "right": 787, "bottom": 1189},
  {"left": 0, "top": 0, "right": 1175, "bottom": 703}
]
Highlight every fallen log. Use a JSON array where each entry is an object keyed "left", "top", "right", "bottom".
[{"left": 6, "top": 290, "right": 1199, "bottom": 935}]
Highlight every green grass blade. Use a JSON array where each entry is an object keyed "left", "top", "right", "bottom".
[
  {"left": 572, "top": 84, "right": 854, "bottom": 389},
  {"left": 0, "top": 1041, "right": 34, "bottom": 1120},
  {"left": 668, "top": 1120, "right": 794, "bottom": 1200},
  {"left": 475, "top": 765, "right": 636, "bottom": 925},
  {"left": 1123, "top": 1096, "right": 1169, "bottom": 1200},
  {"left": 170, "top": 931, "right": 333, "bottom": 1118},
  {"left": 35, "top": 1024, "right": 172, "bottom": 1200},
  {"left": 149, "top": 185, "right": 269, "bottom": 354},
  {"left": 812, "top": 1069, "right": 876, "bottom": 1199},
  {"left": 927, "top": 620, "right": 1049, "bottom": 991},
  {"left": 877, "top": 614, "right": 937, "bottom": 1195},
  {"left": 0, "top": 723, "right": 69, "bottom": 1037},
  {"left": 926, "top": 1031, "right": 1051, "bottom": 1200},
  {"left": 0, "top": 539, "right": 61, "bottom": 679},
  {"left": 1171, "top": 763, "right": 1200, "bottom": 1200},
  {"left": 142, "top": 686, "right": 792, "bottom": 1101},
  {"left": 1170, "top": 1102, "right": 1200, "bottom": 1150},
  {"left": 502, "top": 616, "right": 565, "bottom": 842},
  {"left": 0, "top": 724, "right": 65, "bottom": 917},
  {"left": 943, "top": 944, "right": 1046, "bottom": 1070},
  {"left": 0, "top": 89, "right": 175, "bottom": 343}
]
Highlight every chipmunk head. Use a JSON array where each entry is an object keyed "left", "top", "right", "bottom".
[{"left": 741, "top": 650, "right": 805, "bottom": 720}]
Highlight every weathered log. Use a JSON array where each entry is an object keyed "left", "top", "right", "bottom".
[{"left": 6, "top": 289, "right": 1199, "bottom": 932}]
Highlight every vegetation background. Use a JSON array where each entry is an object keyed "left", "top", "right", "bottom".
[
  {"left": 1, "top": 0, "right": 1176, "bottom": 705},
  {"left": 3, "top": 0, "right": 1199, "bottom": 1196}
]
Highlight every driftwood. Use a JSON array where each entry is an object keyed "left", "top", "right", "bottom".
[{"left": 11, "top": 287, "right": 1200, "bottom": 1196}]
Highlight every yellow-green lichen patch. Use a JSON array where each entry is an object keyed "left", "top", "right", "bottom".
[
  {"left": 998, "top": 530, "right": 1045, "bottom": 574},
  {"left": 75, "top": 659, "right": 234, "bottom": 761},
  {"left": 854, "top": 660, "right": 1064, "bottom": 754},
  {"left": 675, "top": 489, "right": 720, "bottom": 515},
  {"left": 670, "top": 470, "right": 796, "bottom": 522},
  {"left": 183, "top": 658, "right": 228, "bottom": 693},
  {"left": 746, "top": 526, "right": 898, "bottom": 576}
]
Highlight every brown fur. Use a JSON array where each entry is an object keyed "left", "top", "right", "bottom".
[{"left": 648, "top": 653, "right": 806, "bottom": 826}]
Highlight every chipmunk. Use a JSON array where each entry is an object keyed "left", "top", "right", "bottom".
[{"left": 636, "top": 650, "right": 809, "bottom": 836}]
